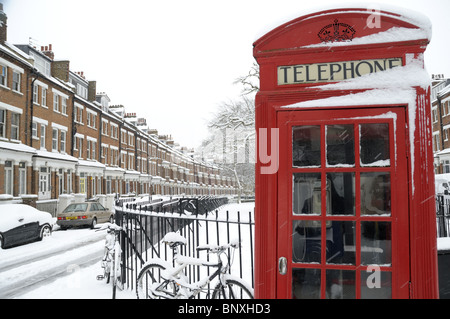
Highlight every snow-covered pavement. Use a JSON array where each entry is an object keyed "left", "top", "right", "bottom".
[
  {"left": 0, "top": 225, "right": 134, "bottom": 299},
  {"left": 1, "top": 202, "right": 255, "bottom": 299},
  {"left": 14, "top": 258, "right": 136, "bottom": 299}
]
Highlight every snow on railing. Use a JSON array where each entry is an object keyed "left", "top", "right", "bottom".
[{"left": 114, "top": 198, "right": 255, "bottom": 298}]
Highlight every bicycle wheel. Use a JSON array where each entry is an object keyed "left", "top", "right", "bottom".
[
  {"left": 101, "top": 252, "right": 111, "bottom": 284},
  {"left": 136, "top": 263, "right": 178, "bottom": 299},
  {"left": 114, "top": 244, "right": 124, "bottom": 291},
  {"left": 212, "top": 277, "right": 254, "bottom": 299},
  {"left": 103, "top": 264, "right": 111, "bottom": 284},
  {"left": 112, "top": 253, "right": 117, "bottom": 299}
]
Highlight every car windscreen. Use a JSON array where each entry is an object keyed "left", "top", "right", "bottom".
[{"left": 62, "top": 203, "right": 88, "bottom": 213}]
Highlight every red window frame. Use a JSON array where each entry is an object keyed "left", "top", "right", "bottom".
[{"left": 276, "top": 106, "right": 410, "bottom": 299}]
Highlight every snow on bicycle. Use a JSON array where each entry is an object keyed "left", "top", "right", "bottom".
[{"left": 136, "top": 231, "right": 254, "bottom": 299}]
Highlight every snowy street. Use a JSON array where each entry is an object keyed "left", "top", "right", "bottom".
[
  {"left": 0, "top": 225, "right": 134, "bottom": 299},
  {"left": 0, "top": 201, "right": 255, "bottom": 299}
]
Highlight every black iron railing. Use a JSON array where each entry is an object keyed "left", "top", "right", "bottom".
[
  {"left": 437, "top": 194, "right": 450, "bottom": 237},
  {"left": 114, "top": 196, "right": 255, "bottom": 297}
]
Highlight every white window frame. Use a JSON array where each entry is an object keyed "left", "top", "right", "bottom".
[
  {"left": 41, "top": 87, "right": 47, "bottom": 107},
  {"left": 29, "top": 52, "right": 51, "bottom": 77},
  {"left": 0, "top": 64, "right": 7, "bottom": 87},
  {"left": 76, "top": 83, "right": 88, "bottom": 99},
  {"left": 128, "top": 153, "right": 134, "bottom": 170},
  {"left": 4, "top": 161, "right": 13, "bottom": 195},
  {"left": 19, "top": 162, "right": 27, "bottom": 195},
  {"left": 58, "top": 169, "right": 65, "bottom": 195},
  {"left": 110, "top": 124, "right": 118, "bottom": 139},
  {"left": 121, "top": 151, "right": 126, "bottom": 168},
  {"left": 12, "top": 71, "right": 21, "bottom": 92},
  {"left": 0, "top": 109, "right": 5, "bottom": 138},
  {"left": 67, "top": 170, "right": 72, "bottom": 194},
  {"left": 78, "top": 136, "right": 83, "bottom": 157},
  {"left": 101, "top": 144, "right": 108, "bottom": 159},
  {"left": 74, "top": 103, "right": 84, "bottom": 124},
  {"left": 40, "top": 124, "right": 46, "bottom": 149},
  {"left": 32, "top": 122, "right": 38, "bottom": 139},
  {"left": 79, "top": 173, "right": 86, "bottom": 194},
  {"left": 110, "top": 147, "right": 114, "bottom": 165},
  {"left": 52, "top": 128, "right": 58, "bottom": 151},
  {"left": 106, "top": 176, "right": 112, "bottom": 194},
  {"left": 33, "top": 84, "right": 39, "bottom": 104},
  {"left": 60, "top": 130, "right": 66, "bottom": 153},
  {"left": 102, "top": 119, "right": 108, "bottom": 135},
  {"left": 61, "top": 97, "right": 67, "bottom": 115},
  {"left": 87, "top": 139, "right": 91, "bottom": 159},
  {"left": 92, "top": 141, "right": 97, "bottom": 160},
  {"left": 128, "top": 132, "right": 134, "bottom": 146},
  {"left": 53, "top": 94, "right": 59, "bottom": 112},
  {"left": 121, "top": 129, "right": 127, "bottom": 144},
  {"left": 92, "top": 113, "right": 97, "bottom": 129},
  {"left": 110, "top": 146, "right": 118, "bottom": 166},
  {"left": 10, "top": 113, "right": 20, "bottom": 141},
  {"left": 86, "top": 110, "right": 97, "bottom": 129}
]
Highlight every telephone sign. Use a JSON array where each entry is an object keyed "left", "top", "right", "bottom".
[{"left": 278, "top": 58, "right": 403, "bottom": 85}]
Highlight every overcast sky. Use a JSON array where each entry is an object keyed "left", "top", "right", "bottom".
[{"left": 2, "top": 0, "right": 450, "bottom": 149}]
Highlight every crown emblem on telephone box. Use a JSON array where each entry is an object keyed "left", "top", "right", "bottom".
[{"left": 318, "top": 19, "right": 356, "bottom": 43}]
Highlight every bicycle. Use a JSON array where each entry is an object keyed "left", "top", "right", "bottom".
[
  {"left": 136, "top": 232, "right": 254, "bottom": 299},
  {"left": 96, "top": 223, "right": 124, "bottom": 299}
]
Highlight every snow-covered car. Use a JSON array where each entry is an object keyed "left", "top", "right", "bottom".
[
  {"left": 56, "top": 202, "right": 114, "bottom": 229},
  {"left": 0, "top": 204, "right": 53, "bottom": 249},
  {"left": 435, "top": 174, "right": 450, "bottom": 195},
  {"left": 436, "top": 178, "right": 450, "bottom": 195}
]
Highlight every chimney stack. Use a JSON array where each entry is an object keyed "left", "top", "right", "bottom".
[
  {"left": 0, "top": 3, "right": 7, "bottom": 44},
  {"left": 42, "top": 43, "right": 54, "bottom": 60}
]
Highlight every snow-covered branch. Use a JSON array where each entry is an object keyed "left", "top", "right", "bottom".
[
  {"left": 208, "top": 96, "right": 255, "bottom": 130},
  {"left": 233, "top": 62, "right": 260, "bottom": 96}
]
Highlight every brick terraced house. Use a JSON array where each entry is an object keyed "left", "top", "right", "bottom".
[{"left": 0, "top": 4, "right": 236, "bottom": 202}]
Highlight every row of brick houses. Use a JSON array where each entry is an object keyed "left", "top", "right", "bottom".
[
  {"left": 0, "top": 4, "right": 236, "bottom": 201},
  {"left": 431, "top": 74, "right": 450, "bottom": 173}
]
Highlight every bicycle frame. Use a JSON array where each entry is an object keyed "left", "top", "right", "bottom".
[
  {"left": 150, "top": 244, "right": 231, "bottom": 299},
  {"left": 97, "top": 223, "right": 123, "bottom": 299}
]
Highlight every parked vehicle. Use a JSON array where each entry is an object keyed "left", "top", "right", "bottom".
[
  {"left": 435, "top": 174, "right": 450, "bottom": 195},
  {"left": 57, "top": 202, "right": 114, "bottom": 229},
  {"left": 0, "top": 204, "right": 53, "bottom": 249}
]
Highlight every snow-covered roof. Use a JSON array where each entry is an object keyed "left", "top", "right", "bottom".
[
  {"left": 35, "top": 150, "right": 78, "bottom": 162},
  {"left": 254, "top": 3, "right": 432, "bottom": 43},
  {"left": 0, "top": 42, "right": 33, "bottom": 69},
  {"left": 77, "top": 159, "right": 106, "bottom": 168},
  {"left": 438, "top": 85, "right": 450, "bottom": 99},
  {"left": 0, "top": 141, "right": 36, "bottom": 154}
]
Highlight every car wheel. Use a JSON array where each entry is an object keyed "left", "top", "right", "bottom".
[
  {"left": 0, "top": 234, "right": 4, "bottom": 249},
  {"left": 90, "top": 218, "right": 97, "bottom": 229},
  {"left": 109, "top": 215, "right": 114, "bottom": 224},
  {"left": 39, "top": 224, "right": 52, "bottom": 241}
]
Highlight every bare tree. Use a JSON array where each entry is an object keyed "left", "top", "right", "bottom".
[
  {"left": 197, "top": 65, "right": 259, "bottom": 202},
  {"left": 208, "top": 96, "right": 255, "bottom": 130},
  {"left": 233, "top": 62, "right": 260, "bottom": 96}
]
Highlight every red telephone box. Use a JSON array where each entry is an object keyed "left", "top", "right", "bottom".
[{"left": 253, "top": 6, "right": 438, "bottom": 299}]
